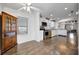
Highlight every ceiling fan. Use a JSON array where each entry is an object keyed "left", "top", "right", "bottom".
[{"left": 18, "top": 3, "right": 40, "bottom": 13}]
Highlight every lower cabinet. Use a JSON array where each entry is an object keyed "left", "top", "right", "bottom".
[
  {"left": 1, "top": 36, "right": 17, "bottom": 54},
  {"left": 4, "top": 37, "right": 12, "bottom": 49}
]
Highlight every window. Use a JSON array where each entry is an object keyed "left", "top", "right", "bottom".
[{"left": 17, "top": 17, "right": 28, "bottom": 34}]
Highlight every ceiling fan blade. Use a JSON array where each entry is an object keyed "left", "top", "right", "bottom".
[
  {"left": 17, "top": 7, "right": 24, "bottom": 11},
  {"left": 30, "top": 6, "right": 40, "bottom": 11}
]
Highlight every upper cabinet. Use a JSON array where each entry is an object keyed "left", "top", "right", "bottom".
[{"left": 2, "top": 12, "right": 17, "bottom": 32}]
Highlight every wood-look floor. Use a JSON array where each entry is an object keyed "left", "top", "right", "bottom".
[{"left": 3, "top": 36, "right": 78, "bottom": 55}]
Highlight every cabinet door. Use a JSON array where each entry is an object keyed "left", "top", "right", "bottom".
[
  {"left": 3, "top": 37, "right": 12, "bottom": 50},
  {"left": 5, "top": 16, "right": 10, "bottom": 32},
  {"left": 2, "top": 14, "right": 11, "bottom": 32},
  {"left": 11, "top": 18, "right": 16, "bottom": 31},
  {"left": 12, "top": 36, "right": 17, "bottom": 44},
  {"left": 2, "top": 13, "right": 13, "bottom": 32}
]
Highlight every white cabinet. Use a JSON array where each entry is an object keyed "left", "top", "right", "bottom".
[{"left": 52, "top": 29, "right": 67, "bottom": 36}]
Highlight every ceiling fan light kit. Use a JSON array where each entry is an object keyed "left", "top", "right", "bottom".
[
  {"left": 27, "top": 6, "right": 30, "bottom": 12},
  {"left": 17, "top": 3, "right": 40, "bottom": 13}
]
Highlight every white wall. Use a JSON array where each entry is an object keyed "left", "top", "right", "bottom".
[
  {"left": 0, "top": 5, "right": 3, "bottom": 13},
  {"left": 0, "top": 6, "right": 2, "bottom": 13},
  {"left": 17, "top": 34, "right": 28, "bottom": 44},
  {"left": 28, "top": 11, "right": 43, "bottom": 42}
]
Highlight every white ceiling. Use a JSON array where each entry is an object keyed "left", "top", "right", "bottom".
[
  {"left": 0, "top": 3, "right": 78, "bottom": 20},
  {"left": 32, "top": 3, "right": 78, "bottom": 19}
]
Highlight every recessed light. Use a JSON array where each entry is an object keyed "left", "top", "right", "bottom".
[
  {"left": 65, "top": 8, "right": 68, "bottom": 10},
  {"left": 76, "top": 11, "right": 79, "bottom": 15}
]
